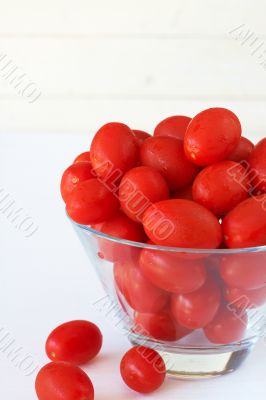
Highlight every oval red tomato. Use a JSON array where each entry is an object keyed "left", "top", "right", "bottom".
[
  {"left": 132, "top": 129, "right": 151, "bottom": 146},
  {"left": 139, "top": 248, "right": 207, "bottom": 293},
  {"left": 140, "top": 136, "right": 199, "bottom": 190},
  {"left": 134, "top": 309, "right": 190, "bottom": 341},
  {"left": 248, "top": 138, "right": 266, "bottom": 194},
  {"left": 224, "top": 285, "right": 266, "bottom": 309},
  {"left": 222, "top": 195, "right": 266, "bottom": 248},
  {"left": 97, "top": 212, "right": 145, "bottom": 262},
  {"left": 35, "top": 362, "right": 94, "bottom": 400},
  {"left": 90, "top": 122, "right": 138, "bottom": 179},
  {"left": 114, "top": 260, "right": 168, "bottom": 313},
  {"left": 154, "top": 115, "right": 191, "bottom": 141},
  {"left": 228, "top": 137, "right": 254, "bottom": 162},
  {"left": 204, "top": 306, "right": 247, "bottom": 344},
  {"left": 192, "top": 161, "right": 249, "bottom": 215},
  {"left": 142, "top": 199, "right": 222, "bottom": 248},
  {"left": 220, "top": 252, "right": 266, "bottom": 290},
  {"left": 66, "top": 179, "right": 120, "bottom": 225},
  {"left": 119, "top": 166, "right": 169, "bottom": 222},
  {"left": 45, "top": 320, "right": 102, "bottom": 365},
  {"left": 60, "top": 162, "right": 94, "bottom": 203},
  {"left": 171, "top": 275, "right": 221, "bottom": 329},
  {"left": 120, "top": 346, "right": 166, "bottom": 394},
  {"left": 74, "top": 151, "right": 91, "bottom": 163},
  {"left": 184, "top": 107, "right": 241, "bottom": 166}
]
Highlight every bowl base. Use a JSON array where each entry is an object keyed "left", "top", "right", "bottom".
[{"left": 129, "top": 335, "right": 252, "bottom": 380}]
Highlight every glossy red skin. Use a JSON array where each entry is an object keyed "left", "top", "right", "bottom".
[
  {"left": 192, "top": 161, "right": 249, "bottom": 216},
  {"left": 248, "top": 138, "right": 266, "bottom": 194},
  {"left": 46, "top": 320, "right": 102, "bottom": 365},
  {"left": 220, "top": 252, "right": 266, "bottom": 290},
  {"left": 119, "top": 166, "right": 169, "bottom": 222},
  {"left": 74, "top": 151, "right": 91, "bottom": 163},
  {"left": 204, "top": 306, "right": 247, "bottom": 344},
  {"left": 120, "top": 346, "right": 166, "bottom": 394},
  {"left": 132, "top": 129, "right": 151, "bottom": 146},
  {"left": 171, "top": 276, "right": 221, "bottom": 329},
  {"left": 222, "top": 195, "right": 266, "bottom": 248},
  {"left": 140, "top": 136, "right": 199, "bottom": 190},
  {"left": 97, "top": 212, "right": 146, "bottom": 262},
  {"left": 184, "top": 107, "right": 241, "bottom": 166},
  {"left": 60, "top": 162, "right": 94, "bottom": 203},
  {"left": 90, "top": 122, "right": 138, "bottom": 179},
  {"left": 114, "top": 260, "right": 168, "bottom": 313},
  {"left": 227, "top": 137, "right": 254, "bottom": 162},
  {"left": 172, "top": 185, "right": 193, "bottom": 200},
  {"left": 35, "top": 362, "right": 94, "bottom": 400},
  {"left": 139, "top": 248, "right": 207, "bottom": 293},
  {"left": 134, "top": 309, "right": 190, "bottom": 341},
  {"left": 224, "top": 285, "right": 266, "bottom": 309},
  {"left": 154, "top": 115, "right": 191, "bottom": 141},
  {"left": 66, "top": 179, "right": 120, "bottom": 225},
  {"left": 142, "top": 199, "right": 222, "bottom": 248}
]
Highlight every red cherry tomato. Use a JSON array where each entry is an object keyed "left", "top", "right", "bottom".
[
  {"left": 132, "top": 129, "right": 151, "bottom": 146},
  {"left": 222, "top": 195, "right": 266, "bottom": 248},
  {"left": 224, "top": 285, "right": 266, "bottom": 309},
  {"left": 142, "top": 199, "right": 222, "bottom": 248},
  {"left": 248, "top": 138, "right": 266, "bottom": 194},
  {"left": 227, "top": 137, "right": 254, "bottom": 162},
  {"left": 97, "top": 212, "right": 146, "bottom": 262},
  {"left": 114, "top": 260, "right": 168, "bottom": 313},
  {"left": 60, "top": 162, "right": 94, "bottom": 203},
  {"left": 134, "top": 309, "right": 190, "bottom": 341},
  {"left": 45, "top": 320, "right": 102, "bottom": 365},
  {"left": 172, "top": 185, "right": 193, "bottom": 200},
  {"left": 192, "top": 161, "right": 249, "bottom": 216},
  {"left": 204, "top": 306, "right": 247, "bottom": 344},
  {"left": 140, "top": 136, "right": 199, "bottom": 190},
  {"left": 35, "top": 362, "right": 94, "bottom": 400},
  {"left": 74, "top": 151, "right": 91, "bottom": 163},
  {"left": 171, "top": 276, "right": 221, "bottom": 329},
  {"left": 90, "top": 122, "right": 138, "bottom": 179},
  {"left": 120, "top": 346, "right": 166, "bottom": 394},
  {"left": 184, "top": 108, "right": 241, "bottom": 166},
  {"left": 139, "top": 248, "right": 207, "bottom": 293},
  {"left": 66, "top": 179, "right": 119, "bottom": 225},
  {"left": 220, "top": 252, "right": 266, "bottom": 290},
  {"left": 119, "top": 166, "right": 169, "bottom": 222},
  {"left": 154, "top": 115, "right": 191, "bottom": 141}
]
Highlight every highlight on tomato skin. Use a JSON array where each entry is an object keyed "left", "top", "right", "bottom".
[
  {"left": 46, "top": 320, "right": 102, "bottom": 365},
  {"left": 120, "top": 346, "right": 166, "bottom": 394},
  {"left": 35, "top": 362, "right": 94, "bottom": 400}
]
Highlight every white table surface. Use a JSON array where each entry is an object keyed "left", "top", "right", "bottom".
[{"left": 1, "top": 132, "right": 266, "bottom": 399}]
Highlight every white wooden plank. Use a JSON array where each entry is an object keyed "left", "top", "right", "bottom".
[
  {"left": 0, "top": 0, "right": 265, "bottom": 36},
  {"left": 0, "top": 37, "right": 266, "bottom": 99},
  {"left": 0, "top": 99, "right": 265, "bottom": 140}
]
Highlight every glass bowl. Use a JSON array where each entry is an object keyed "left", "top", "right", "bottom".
[{"left": 69, "top": 216, "right": 266, "bottom": 379}]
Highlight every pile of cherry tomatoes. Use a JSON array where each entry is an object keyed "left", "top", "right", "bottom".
[{"left": 55, "top": 107, "right": 266, "bottom": 398}]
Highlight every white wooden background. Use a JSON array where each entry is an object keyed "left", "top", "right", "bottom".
[{"left": 0, "top": 0, "right": 266, "bottom": 137}]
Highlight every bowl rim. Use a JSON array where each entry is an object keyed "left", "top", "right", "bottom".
[{"left": 68, "top": 215, "right": 266, "bottom": 255}]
